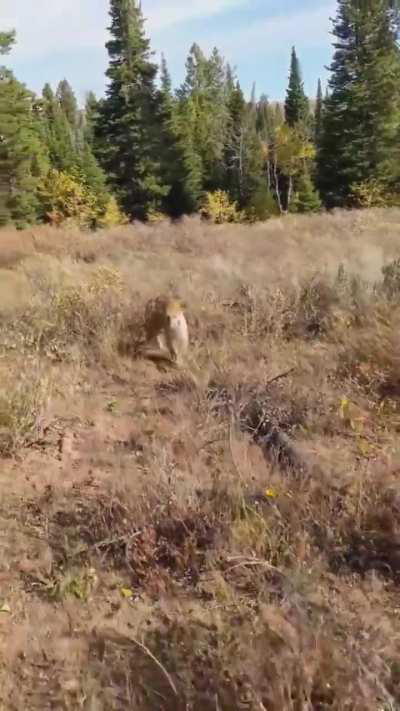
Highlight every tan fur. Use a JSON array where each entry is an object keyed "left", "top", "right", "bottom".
[{"left": 140, "top": 296, "right": 189, "bottom": 364}]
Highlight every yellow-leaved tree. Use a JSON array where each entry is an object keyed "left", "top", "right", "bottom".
[
  {"left": 38, "top": 170, "right": 127, "bottom": 229},
  {"left": 269, "top": 125, "right": 317, "bottom": 213},
  {"left": 97, "top": 196, "right": 128, "bottom": 228},
  {"left": 200, "top": 190, "right": 243, "bottom": 224},
  {"left": 38, "top": 170, "right": 98, "bottom": 228}
]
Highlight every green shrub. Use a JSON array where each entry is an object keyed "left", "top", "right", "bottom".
[
  {"left": 245, "top": 185, "right": 280, "bottom": 222},
  {"left": 291, "top": 171, "right": 322, "bottom": 214}
]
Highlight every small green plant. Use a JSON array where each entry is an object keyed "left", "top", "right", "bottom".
[
  {"left": 48, "top": 567, "right": 98, "bottom": 602},
  {"left": 245, "top": 185, "right": 280, "bottom": 222},
  {"left": 105, "top": 399, "right": 118, "bottom": 413}
]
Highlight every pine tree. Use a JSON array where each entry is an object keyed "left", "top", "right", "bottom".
[
  {"left": 274, "top": 102, "right": 285, "bottom": 127},
  {"left": 205, "top": 46, "right": 231, "bottom": 188},
  {"left": 223, "top": 80, "right": 267, "bottom": 211},
  {"left": 95, "top": 0, "right": 169, "bottom": 220},
  {"left": 0, "top": 30, "right": 15, "bottom": 55},
  {"left": 314, "top": 78, "right": 323, "bottom": 146},
  {"left": 56, "top": 79, "right": 78, "bottom": 128},
  {"left": 256, "top": 94, "right": 273, "bottom": 142},
  {"left": 365, "top": 0, "right": 400, "bottom": 190},
  {"left": 41, "top": 84, "right": 77, "bottom": 171},
  {"left": 171, "top": 96, "right": 203, "bottom": 211},
  {"left": 179, "top": 43, "right": 229, "bottom": 187},
  {"left": 317, "top": 0, "right": 400, "bottom": 207},
  {"left": 224, "top": 80, "right": 246, "bottom": 202},
  {"left": 155, "top": 55, "right": 192, "bottom": 216},
  {"left": 77, "top": 143, "right": 109, "bottom": 213},
  {"left": 291, "top": 168, "right": 322, "bottom": 213},
  {"left": 40, "top": 81, "right": 111, "bottom": 222},
  {"left": 83, "top": 91, "right": 100, "bottom": 147},
  {"left": 160, "top": 53, "right": 172, "bottom": 99},
  {"left": 174, "top": 43, "right": 231, "bottom": 207},
  {"left": 225, "top": 64, "right": 235, "bottom": 94},
  {"left": 178, "top": 43, "right": 207, "bottom": 99},
  {"left": 250, "top": 82, "right": 257, "bottom": 110},
  {"left": 0, "top": 69, "right": 50, "bottom": 226},
  {"left": 284, "top": 47, "right": 309, "bottom": 127}
]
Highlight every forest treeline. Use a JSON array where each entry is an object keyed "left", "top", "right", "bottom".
[{"left": 1, "top": 0, "right": 400, "bottom": 228}]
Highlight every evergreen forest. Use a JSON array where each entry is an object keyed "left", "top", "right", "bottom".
[{"left": 1, "top": 0, "right": 400, "bottom": 228}]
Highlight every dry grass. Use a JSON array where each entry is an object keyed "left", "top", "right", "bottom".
[{"left": 1, "top": 209, "right": 400, "bottom": 709}]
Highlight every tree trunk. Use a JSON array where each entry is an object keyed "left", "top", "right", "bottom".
[
  {"left": 273, "top": 156, "right": 284, "bottom": 214},
  {"left": 287, "top": 175, "right": 293, "bottom": 212}
]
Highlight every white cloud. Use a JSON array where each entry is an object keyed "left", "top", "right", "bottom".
[
  {"left": 145, "top": 0, "right": 249, "bottom": 31},
  {"left": 1, "top": 1, "right": 334, "bottom": 101},
  {"left": 202, "top": 3, "right": 335, "bottom": 56},
  {"left": 0, "top": 0, "right": 250, "bottom": 60},
  {"left": 0, "top": 0, "right": 108, "bottom": 59}
]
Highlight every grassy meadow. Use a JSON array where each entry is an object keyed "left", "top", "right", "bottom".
[{"left": 0, "top": 209, "right": 400, "bottom": 709}]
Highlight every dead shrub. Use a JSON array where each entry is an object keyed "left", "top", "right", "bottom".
[
  {"left": 2, "top": 264, "right": 130, "bottom": 364},
  {"left": 338, "top": 303, "right": 400, "bottom": 398},
  {"left": 0, "top": 366, "right": 52, "bottom": 456}
]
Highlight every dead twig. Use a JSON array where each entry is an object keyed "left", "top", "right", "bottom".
[
  {"left": 225, "top": 555, "right": 285, "bottom": 577},
  {"left": 264, "top": 368, "right": 296, "bottom": 387},
  {"left": 99, "top": 628, "right": 178, "bottom": 697}
]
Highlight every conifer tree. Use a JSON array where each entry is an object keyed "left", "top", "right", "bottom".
[
  {"left": 256, "top": 94, "right": 273, "bottom": 142},
  {"left": 0, "top": 30, "right": 15, "bottom": 55},
  {"left": 314, "top": 78, "right": 323, "bottom": 146},
  {"left": 274, "top": 103, "right": 285, "bottom": 127},
  {"left": 0, "top": 69, "right": 49, "bottom": 226},
  {"left": 160, "top": 53, "right": 172, "bottom": 99},
  {"left": 95, "top": 0, "right": 169, "bottom": 219},
  {"left": 284, "top": 46, "right": 309, "bottom": 127},
  {"left": 178, "top": 43, "right": 207, "bottom": 100},
  {"left": 156, "top": 54, "right": 192, "bottom": 215},
  {"left": 175, "top": 43, "right": 231, "bottom": 202},
  {"left": 317, "top": 0, "right": 400, "bottom": 206},
  {"left": 83, "top": 91, "right": 100, "bottom": 147},
  {"left": 171, "top": 96, "right": 203, "bottom": 211},
  {"left": 291, "top": 168, "right": 322, "bottom": 213},
  {"left": 224, "top": 80, "right": 247, "bottom": 202},
  {"left": 250, "top": 82, "right": 257, "bottom": 110},
  {"left": 56, "top": 79, "right": 78, "bottom": 128},
  {"left": 77, "top": 143, "right": 109, "bottom": 212},
  {"left": 40, "top": 82, "right": 111, "bottom": 220},
  {"left": 41, "top": 83, "right": 77, "bottom": 171},
  {"left": 225, "top": 64, "right": 235, "bottom": 94}
]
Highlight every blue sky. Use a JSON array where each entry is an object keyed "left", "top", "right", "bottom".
[{"left": 1, "top": 0, "right": 336, "bottom": 104}]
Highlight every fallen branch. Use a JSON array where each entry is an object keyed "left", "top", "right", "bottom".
[
  {"left": 264, "top": 367, "right": 295, "bottom": 387},
  {"left": 97, "top": 629, "right": 178, "bottom": 697},
  {"left": 225, "top": 555, "right": 284, "bottom": 577}
]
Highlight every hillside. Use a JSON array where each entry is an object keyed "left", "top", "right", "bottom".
[{"left": 0, "top": 210, "right": 400, "bottom": 709}]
